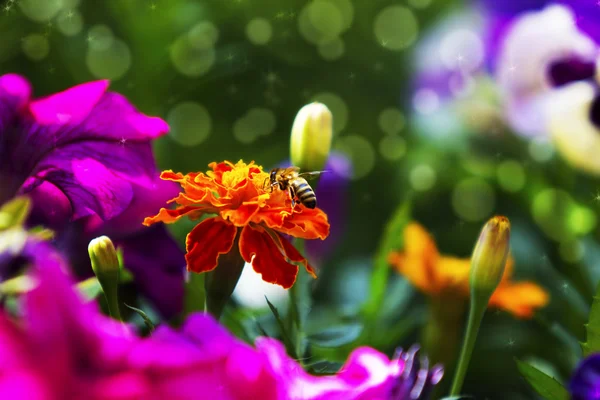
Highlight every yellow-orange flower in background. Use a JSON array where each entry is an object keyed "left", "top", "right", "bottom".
[
  {"left": 388, "top": 223, "right": 549, "bottom": 318},
  {"left": 144, "top": 160, "right": 329, "bottom": 288}
]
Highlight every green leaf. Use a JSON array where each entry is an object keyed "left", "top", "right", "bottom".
[
  {"left": 265, "top": 296, "right": 298, "bottom": 360},
  {"left": 124, "top": 303, "right": 155, "bottom": 333},
  {"left": 515, "top": 359, "right": 569, "bottom": 400},
  {"left": 362, "top": 198, "right": 412, "bottom": 322},
  {"left": 183, "top": 271, "right": 206, "bottom": 316},
  {"left": 439, "top": 397, "right": 475, "bottom": 400},
  {"left": 305, "top": 360, "right": 344, "bottom": 375},
  {"left": 582, "top": 280, "right": 600, "bottom": 356},
  {"left": 76, "top": 277, "right": 103, "bottom": 300},
  {"left": 308, "top": 323, "right": 363, "bottom": 348},
  {"left": 0, "top": 275, "right": 35, "bottom": 296},
  {"left": 0, "top": 196, "right": 31, "bottom": 230}
]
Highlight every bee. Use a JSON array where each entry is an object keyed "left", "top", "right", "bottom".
[{"left": 264, "top": 166, "right": 326, "bottom": 209}]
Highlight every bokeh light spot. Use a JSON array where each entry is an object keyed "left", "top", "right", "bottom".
[
  {"left": 318, "top": 37, "right": 345, "bottom": 61},
  {"left": 413, "top": 89, "right": 439, "bottom": 115},
  {"left": 334, "top": 135, "right": 375, "bottom": 180},
  {"left": 311, "top": 92, "right": 348, "bottom": 134},
  {"left": 532, "top": 189, "right": 579, "bottom": 242},
  {"left": 22, "top": 34, "right": 49, "bottom": 61},
  {"left": 378, "top": 107, "right": 406, "bottom": 135},
  {"left": 374, "top": 6, "right": 419, "bottom": 51},
  {"left": 88, "top": 25, "right": 114, "bottom": 51},
  {"left": 170, "top": 36, "right": 216, "bottom": 77},
  {"left": 86, "top": 39, "right": 131, "bottom": 80},
  {"left": 529, "top": 137, "right": 554, "bottom": 162},
  {"left": 167, "top": 102, "right": 212, "bottom": 147},
  {"left": 19, "top": 0, "right": 62, "bottom": 21},
  {"left": 496, "top": 160, "right": 526, "bottom": 192},
  {"left": 439, "top": 29, "right": 484, "bottom": 72},
  {"left": 568, "top": 206, "right": 596, "bottom": 235},
  {"left": 57, "top": 10, "right": 83, "bottom": 36},
  {"left": 246, "top": 18, "right": 273, "bottom": 45},
  {"left": 233, "top": 108, "right": 277, "bottom": 144},
  {"left": 452, "top": 178, "right": 495, "bottom": 222},
  {"left": 410, "top": 164, "right": 436, "bottom": 191},
  {"left": 188, "top": 21, "right": 219, "bottom": 49},
  {"left": 408, "top": 0, "right": 433, "bottom": 8},
  {"left": 379, "top": 136, "right": 407, "bottom": 161},
  {"left": 298, "top": 1, "right": 344, "bottom": 45}
]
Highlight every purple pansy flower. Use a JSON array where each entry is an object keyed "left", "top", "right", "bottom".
[
  {"left": 570, "top": 353, "right": 600, "bottom": 400},
  {"left": 0, "top": 74, "right": 185, "bottom": 317},
  {"left": 1, "top": 238, "right": 442, "bottom": 399}
]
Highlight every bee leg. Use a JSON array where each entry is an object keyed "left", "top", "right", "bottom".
[{"left": 288, "top": 187, "right": 296, "bottom": 210}]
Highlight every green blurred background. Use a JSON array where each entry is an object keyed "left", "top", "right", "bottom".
[{"left": 3, "top": 0, "right": 598, "bottom": 398}]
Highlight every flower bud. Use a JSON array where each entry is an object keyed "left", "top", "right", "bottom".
[
  {"left": 469, "top": 216, "right": 511, "bottom": 299},
  {"left": 290, "top": 102, "right": 333, "bottom": 172},
  {"left": 88, "top": 236, "right": 122, "bottom": 320}
]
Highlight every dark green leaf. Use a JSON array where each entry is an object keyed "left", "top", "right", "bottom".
[
  {"left": 125, "top": 303, "right": 155, "bottom": 333},
  {"left": 362, "top": 199, "right": 412, "bottom": 320},
  {"left": 183, "top": 271, "right": 205, "bottom": 316},
  {"left": 265, "top": 296, "right": 298, "bottom": 360},
  {"left": 0, "top": 196, "right": 31, "bottom": 230},
  {"left": 439, "top": 397, "right": 475, "bottom": 400},
  {"left": 515, "top": 359, "right": 569, "bottom": 400},
  {"left": 308, "top": 323, "right": 363, "bottom": 348},
  {"left": 76, "top": 277, "right": 102, "bottom": 300},
  {"left": 306, "top": 360, "right": 344, "bottom": 375},
  {"left": 582, "top": 280, "right": 600, "bottom": 356}
]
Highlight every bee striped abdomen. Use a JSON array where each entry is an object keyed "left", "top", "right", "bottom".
[{"left": 293, "top": 179, "right": 317, "bottom": 209}]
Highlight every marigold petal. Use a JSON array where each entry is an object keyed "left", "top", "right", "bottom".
[
  {"left": 272, "top": 232, "right": 317, "bottom": 278},
  {"left": 185, "top": 218, "right": 237, "bottom": 274},
  {"left": 238, "top": 225, "right": 299, "bottom": 289},
  {"left": 255, "top": 206, "right": 330, "bottom": 240},
  {"left": 489, "top": 281, "right": 550, "bottom": 319},
  {"left": 436, "top": 256, "right": 471, "bottom": 294},
  {"left": 143, "top": 205, "right": 201, "bottom": 226}
]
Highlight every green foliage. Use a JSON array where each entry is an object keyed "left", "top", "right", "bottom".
[
  {"left": 76, "top": 277, "right": 103, "bottom": 301},
  {"left": 515, "top": 359, "right": 569, "bottom": 400},
  {"left": 0, "top": 196, "right": 30, "bottom": 230},
  {"left": 265, "top": 296, "right": 299, "bottom": 361},
  {"left": 581, "top": 280, "right": 600, "bottom": 356},
  {"left": 362, "top": 198, "right": 412, "bottom": 327},
  {"left": 183, "top": 271, "right": 206, "bottom": 316},
  {"left": 125, "top": 304, "right": 156, "bottom": 333},
  {"left": 308, "top": 323, "right": 362, "bottom": 348}
]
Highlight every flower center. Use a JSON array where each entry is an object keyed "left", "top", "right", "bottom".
[{"left": 547, "top": 57, "right": 596, "bottom": 88}]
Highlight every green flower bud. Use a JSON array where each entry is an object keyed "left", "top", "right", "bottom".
[
  {"left": 88, "top": 236, "right": 122, "bottom": 320},
  {"left": 469, "top": 216, "right": 511, "bottom": 299},
  {"left": 290, "top": 102, "right": 333, "bottom": 172}
]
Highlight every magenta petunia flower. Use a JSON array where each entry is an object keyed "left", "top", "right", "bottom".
[
  {"left": 1, "top": 242, "right": 442, "bottom": 400},
  {"left": 0, "top": 74, "right": 185, "bottom": 317}
]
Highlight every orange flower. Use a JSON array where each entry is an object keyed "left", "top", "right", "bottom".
[
  {"left": 388, "top": 223, "right": 549, "bottom": 318},
  {"left": 144, "top": 160, "right": 329, "bottom": 288}
]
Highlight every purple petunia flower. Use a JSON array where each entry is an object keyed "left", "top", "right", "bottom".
[
  {"left": 570, "top": 353, "right": 600, "bottom": 400},
  {"left": 0, "top": 239, "right": 442, "bottom": 400},
  {"left": 0, "top": 74, "right": 185, "bottom": 317}
]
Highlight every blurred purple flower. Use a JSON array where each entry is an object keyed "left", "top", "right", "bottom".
[
  {"left": 1, "top": 243, "right": 442, "bottom": 400},
  {"left": 0, "top": 74, "right": 185, "bottom": 317},
  {"left": 570, "top": 353, "right": 600, "bottom": 400}
]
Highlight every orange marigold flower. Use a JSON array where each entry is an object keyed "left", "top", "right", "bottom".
[
  {"left": 143, "top": 160, "right": 329, "bottom": 288},
  {"left": 388, "top": 223, "right": 549, "bottom": 319}
]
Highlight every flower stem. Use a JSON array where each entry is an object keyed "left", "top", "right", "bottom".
[
  {"left": 449, "top": 295, "right": 487, "bottom": 396},
  {"left": 104, "top": 284, "right": 123, "bottom": 321},
  {"left": 288, "top": 238, "right": 310, "bottom": 363},
  {"left": 205, "top": 230, "right": 244, "bottom": 319}
]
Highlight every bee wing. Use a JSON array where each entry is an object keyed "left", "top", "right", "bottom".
[
  {"left": 280, "top": 166, "right": 300, "bottom": 176},
  {"left": 298, "top": 170, "right": 329, "bottom": 180}
]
